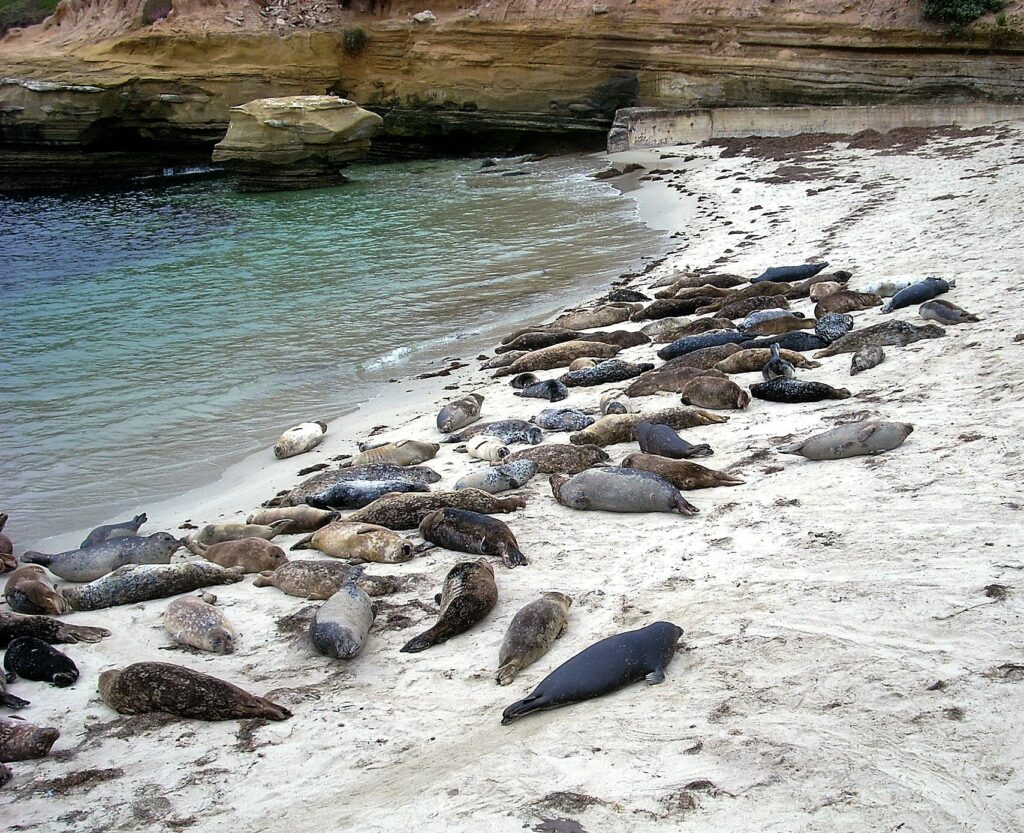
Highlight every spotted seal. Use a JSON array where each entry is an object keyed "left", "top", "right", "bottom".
[
  {"left": 0, "top": 610, "right": 109, "bottom": 647},
  {"left": 501, "top": 444, "right": 609, "bottom": 474},
  {"left": 4, "top": 638, "right": 78, "bottom": 688},
  {"left": 80, "top": 513, "right": 148, "bottom": 548},
  {"left": 850, "top": 345, "right": 885, "bottom": 375},
  {"left": 814, "top": 321, "right": 945, "bottom": 358},
  {"left": 400, "top": 560, "right": 498, "bottom": 653},
  {"left": 98, "top": 662, "right": 291, "bottom": 721},
  {"left": 749, "top": 379, "right": 851, "bottom": 403},
  {"left": 264, "top": 464, "right": 441, "bottom": 507},
  {"left": 22, "top": 532, "right": 183, "bottom": 583},
  {"left": 550, "top": 467, "right": 698, "bottom": 515},
  {"left": 339, "top": 440, "right": 440, "bottom": 469},
  {"left": 919, "top": 299, "right": 979, "bottom": 325},
  {"left": 274, "top": 421, "right": 327, "bottom": 459},
  {"left": 305, "top": 479, "right": 430, "bottom": 510},
  {"left": 813, "top": 290, "right": 881, "bottom": 317},
  {"left": 599, "top": 389, "right": 633, "bottom": 415},
  {"left": 712, "top": 295, "right": 792, "bottom": 321},
  {"left": 0, "top": 715, "right": 59, "bottom": 765},
  {"left": 635, "top": 421, "right": 713, "bottom": 458},
  {"left": 808, "top": 281, "right": 843, "bottom": 301},
  {"left": 514, "top": 379, "right": 569, "bottom": 401},
  {"left": 713, "top": 346, "right": 814, "bottom": 375},
  {"left": 420, "top": 508, "right": 526, "bottom": 568},
  {"left": 761, "top": 343, "right": 796, "bottom": 380},
  {"left": 164, "top": 596, "right": 237, "bottom": 654},
  {"left": 254, "top": 560, "right": 363, "bottom": 599},
  {"left": 456, "top": 459, "right": 538, "bottom": 493},
  {"left": 496, "top": 592, "right": 572, "bottom": 686},
  {"left": 531, "top": 408, "right": 594, "bottom": 432},
  {"left": 641, "top": 316, "right": 734, "bottom": 343},
  {"left": 436, "top": 393, "right": 484, "bottom": 432},
  {"left": 658, "top": 343, "right": 744, "bottom": 371},
  {"left": 186, "top": 537, "right": 287, "bottom": 573},
  {"left": 291, "top": 521, "right": 414, "bottom": 562},
  {"left": 63, "top": 562, "right": 244, "bottom": 611},
  {"left": 501, "top": 621, "right": 684, "bottom": 724},
  {"left": 780, "top": 421, "right": 913, "bottom": 460},
  {"left": 656, "top": 330, "right": 752, "bottom": 361},
  {"left": 509, "top": 372, "right": 541, "bottom": 388},
  {"left": 882, "top": 278, "right": 953, "bottom": 313},
  {"left": 815, "top": 313, "right": 855, "bottom": 344},
  {"left": 620, "top": 453, "right": 744, "bottom": 489},
  {"left": 245, "top": 506, "right": 338, "bottom": 534},
  {"left": 189, "top": 521, "right": 288, "bottom": 547},
  {"left": 309, "top": 582, "right": 375, "bottom": 660},
  {"left": 745, "top": 316, "right": 816, "bottom": 336},
  {"left": 680, "top": 377, "right": 751, "bottom": 410},
  {"left": 492, "top": 341, "right": 621, "bottom": 378},
  {"left": 4, "top": 566, "right": 70, "bottom": 615},
  {"left": 344, "top": 489, "right": 526, "bottom": 530},
  {"left": 737, "top": 308, "right": 804, "bottom": 330},
  {"left": 699, "top": 281, "right": 791, "bottom": 312},
  {"left": 570, "top": 408, "right": 727, "bottom": 447},
  {"left": 558, "top": 360, "right": 654, "bottom": 388},
  {"left": 442, "top": 419, "right": 542, "bottom": 446},
  {"left": 624, "top": 366, "right": 727, "bottom": 397}
]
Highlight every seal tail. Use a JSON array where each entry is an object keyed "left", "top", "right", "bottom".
[
  {"left": 63, "top": 624, "right": 112, "bottom": 644},
  {"left": 500, "top": 694, "right": 545, "bottom": 725},
  {"left": 290, "top": 534, "right": 315, "bottom": 551},
  {"left": 501, "top": 546, "right": 529, "bottom": 568},
  {"left": 19, "top": 551, "right": 52, "bottom": 567},
  {"left": 248, "top": 698, "right": 292, "bottom": 721},
  {"left": 400, "top": 624, "right": 449, "bottom": 653},
  {"left": 777, "top": 440, "right": 805, "bottom": 456},
  {"left": 1, "top": 692, "right": 29, "bottom": 710},
  {"left": 495, "top": 661, "right": 520, "bottom": 686}
]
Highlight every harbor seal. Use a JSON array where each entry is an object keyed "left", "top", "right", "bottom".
[
  {"left": 578, "top": 330, "right": 650, "bottom": 349},
  {"left": 496, "top": 592, "right": 572, "bottom": 686},
  {"left": 738, "top": 308, "right": 804, "bottom": 329},
  {"left": 492, "top": 341, "right": 621, "bottom": 378},
  {"left": 1, "top": 671, "right": 27, "bottom": 710},
  {"left": 635, "top": 421, "right": 713, "bottom": 458},
  {"left": 656, "top": 273, "right": 744, "bottom": 292},
  {"left": 570, "top": 408, "right": 727, "bottom": 447},
  {"left": 699, "top": 281, "right": 791, "bottom": 311},
  {"left": 599, "top": 389, "right": 633, "bottom": 415},
  {"left": 305, "top": 479, "right": 430, "bottom": 510},
  {"left": 641, "top": 316, "right": 732, "bottom": 342},
  {"left": 263, "top": 463, "right": 441, "bottom": 507},
  {"left": 850, "top": 345, "right": 885, "bottom": 375},
  {"left": 420, "top": 508, "right": 527, "bottom": 568},
  {"left": 919, "top": 299, "right": 979, "bottom": 325},
  {"left": 657, "top": 330, "right": 752, "bottom": 361},
  {"left": 813, "top": 290, "right": 881, "bottom": 317},
  {"left": 500, "top": 323, "right": 569, "bottom": 344},
  {"left": 501, "top": 444, "right": 609, "bottom": 474},
  {"left": 558, "top": 360, "right": 654, "bottom": 388},
  {"left": 814, "top": 321, "right": 945, "bottom": 357},
  {"left": 550, "top": 467, "right": 698, "bottom": 515},
  {"left": 339, "top": 440, "right": 440, "bottom": 469},
  {"left": 814, "top": 312, "right": 855, "bottom": 344},
  {"left": 658, "top": 343, "right": 743, "bottom": 371},
  {"left": 291, "top": 521, "right": 414, "bottom": 563},
  {"left": 164, "top": 596, "right": 237, "bottom": 654},
  {"left": 882, "top": 277, "right": 953, "bottom": 313},
  {"left": 63, "top": 562, "right": 244, "bottom": 612},
  {"left": 443, "top": 419, "right": 542, "bottom": 446},
  {"left": 481, "top": 350, "right": 527, "bottom": 369},
  {"left": 808, "top": 281, "right": 843, "bottom": 301},
  {"left": 80, "top": 513, "right": 147, "bottom": 548},
  {"left": 567, "top": 358, "right": 597, "bottom": 371},
  {"left": 554, "top": 305, "right": 632, "bottom": 330},
  {"left": 274, "top": 421, "right": 327, "bottom": 459},
  {"left": 745, "top": 316, "right": 816, "bottom": 336},
  {"left": 186, "top": 537, "right": 287, "bottom": 573},
  {"left": 98, "top": 662, "right": 291, "bottom": 721},
  {"left": 436, "top": 393, "right": 485, "bottom": 432},
  {"left": 752, "top": 262, "right": 827, "bottom": 283},
  {"left": 514, "top": 379, "right": 569, "bottom": 401},
  {"left": 620, "top": 453, "right": 744, "bottom": 489},
  {"left": 0, "top": 610, "right": 109, "bottom": 647},
  {"left": 0, "top": 513, "right": 13, "bottom": 573},
  {"left": 400, "top": 560, "right": 498, "bottom": 653},
  {"left": 245, "top": 506, "right": 338, "bottom": 534},
  {"left": 749, "top": 379, "right": 852, "bottom": 403},
  {"left": 495, "top": 330, "right": 577, "bottom": 354},
  {"left": 22, "top": 532, "right": 182, "bottom": 583},
  {"left": 605, "top": 288, "right": 649, "bottom": 303},
  {"left": 0, "top": 715, "right": 59, "bottom": 763},
  {"left": 509, "top": 372, "right": 541, "bottom": 389},
  {"left": 531, "top": 408, "right": 594, "bottom": 433},
  {"left": 309, "top": 582, "right": 375, "bottom": 660},
  {"left": 785, "top": 270, "right": 852, "bottom": 299},
  {"left": 713, "top": 295, "right": 791, "bottom": 321},
  {"left": 344, "top": 489, "right": 526, "bottom": 530},
  {"left": 456, "top": 459, "right": 538, "bottom": 493},
  {"left": 630, "top": 297, "right": 719, "bottom": 321},
  {"left": 254, "top": 560, "right": 363, "bottom": 599},
  {"left": 743, "top": 332, "right": 830, "bottom": 352},
  {"left": 714, "top": 346, "right": 817, "bottom": 374},
  {"left": 656, "top": 284, "right": 731, "bottom": 301},
  {"left": 4, "top": 637, "right": 79, "bottom": 687},
  {"left": 464, "top": 435, "right": 510, "bottom": 462},
  {"left": 624, "top": 366, "right": 727, "bottom": 397},
  {"left": 680, "top": 377, "right": 751, "bottom": 410},
  {"left": 501, "top": 621, "right": 684, "bottom": 724},
  {"left": 761, "top": 343, "right": 797, "bottom": 380},
  {"left": 189, "top": 521, "right": 288, "bottom": 547},
  {"left": 779, "top": 421, "right": 914, "bottom": 460},
  {"left": 4, "top": 566, "right": 70, "bottom": 615}
]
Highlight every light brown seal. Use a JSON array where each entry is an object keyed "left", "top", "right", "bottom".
[
  {"left": 620, "top": 453, "right": 744, "bottom": 489},
  {"left": 291, "top": 521, "right": 415, "bottom": 563},
  {"left": 809, "top": 281, "right": 843, "bottom": 301},
  {"left": 274, "top": 421, "right": 327, "bottom": 459},
  {"left": 494, "top": 329, "right": 577, "bottom": 354},
  {"left": 680, "top": 377, "right": 751, "bottom": 410},
  {"left": 624, "top": 366, "right": 727, "bottom": 397},
  {"left": 492, "top": 341, "right": 621, "bottom": 378},
  {"left": 567, "top": 357, "right": 598, "bottom": 371},
  {"left": 643, "top": 316, "right": 735, "bottom": 343},
  {"left": 245, "top": 505, "right": 338, "bottom": 534},
  {"left": 554, "top": 304, "right": 633, "bottom": 330},
  {"left": 699, "top": 281, "right": 791, "bottom": 312},
  {"left": 163, "top": 596, "right": 237, "bottom": 654},
  {"left": 501, "top": 444, "right": 610, "bottom": 474},
  {"left": 569, "top": 408, "right": 728, "bottom": 447},
  {"left": 496, "top": 592, "right": 572, "bottom": 685},
  {"left": 481, "top": 350, "right": 527, "bottom": 369},
  {"left": 4, "top": 565, "right": 70, "bottom": 615},
  {"left": 400, "top": 559, "right": 498, "bottom": 653},
  {"left": 659, "top": 342, "right": 743, "bottom": 371},
  {"left": 746, "top": 316, "right": 816, "bottom": 336},
  {"left": 919, "top": 298, "right": 980, "bottom": 325},
  {"left": 814, "top": 290, "right": 881, "bottom": 317},
  {"left": 339, "top": 439, "right": 439, "bottom": 468},
  {"left": 714, "top": 348, "right": 820, "bottom": 374},
  {"left": 186, "top": 537, "right": 287, "bottom": 573},
  {"left": 254, "top": 560, "right": 362, "bottom": 599},
  {"left": 98, "top": 662, "right": 291, "bottom": 721},
  {"left": 850, "top": 345, "right": 885, "bottom": 375},
  {"left": 0, "top": 715, "right": 59, "bottom": 762},
  {"left": 189, "top": 520, "right": 289, "bottom": 547},
  {"left": 343, "top": 489, "right": 526, "bottom": 530}
]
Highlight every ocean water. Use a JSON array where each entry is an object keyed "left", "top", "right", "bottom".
[{"left": 1, "top": 156, "right": 666, "bottom": 545}]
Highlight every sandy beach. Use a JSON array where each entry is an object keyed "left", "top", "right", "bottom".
[{"left": 4, "top": 122, "right": 1024, "bottom": 832}]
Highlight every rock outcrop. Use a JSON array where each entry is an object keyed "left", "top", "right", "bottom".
[{"left": 211, "top": 95, "right": 382, "bottom": 190}]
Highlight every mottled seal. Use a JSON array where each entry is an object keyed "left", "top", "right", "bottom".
[
  {"left": 779, "top": 421, "right": 914, "bottom": 460},
  {"left": 500, "top": 323, "right": 571, "bottom": 345},
  {"left": 700, "top": 281, "right": 791, "bottom": 311},
  {"left": 625, "top": 366, "right": 727, "bottom": 396},
  {"left": 605, "top": 288, "right": 649, "bottom": 303},
  {"left": 657, "top": 284, "right": 731, "bottom": 302},
  {"left": 628, "top": 298, "right": 713, "bottom": 321},
  {"left": 246, "top": 506, "right": 338, "bottom": 534},
  {"left": 745, "top": 316, "right": 816, "bottom": 336},
  {"left": 657, "top": 330, "right": 752, "bottom": 361},
  {"left": 514, "top": 379, "right": 569, "bottom": 402},
  {"left": 0, "top": 715, "right": 59, "bottom": 763},
  {"left": 554, "top": 305, "right": 632, "bottom": 331},
  {"left": 436, "top": 393, "right": 484, "bottom": 432},
  {"left": 558, "top": 360, "right": 654, "bottom": 388},
  {"left": 492, "top": 341, "right": 621, "bottom": 378},
  {"left": 850, "top": 345, "right": 885, "bottom": 375},
  {"left": 753, "top": 263, "right": 827, "bottom": 283},
  {"left": 305, "top": 479, "right": 430, "bottom": 510},
  {"left": 481, "top": 350, "right": 527, "bottom": 369},
  {"left": 80, "top": 513, "right": 147, "bottom": 549},
  {"left": 814, "top": 290, "right": 881, "bottom": 317},
  {"left": 98, "top": 662, "right": 291, "bottom": 721},
  {"left": 738, "top": 308, "right": 804, "bottom": 329},
  {"left": 254, "top": 560, "right": 362, "bottom": 599},
  {"left": 713, "top": 346, "right": 817, "bottom": 375},
  {"left": 456, "top": 459, "right": 538, "bottom": 493},
  {"left": 643, "top": 316, "right": 736, "bottom": 344},
  {"left": 815, "top": 312, "right": 855, "bottom": 344},
  {"left": 463, "top": 435, "right": 510, "bottom": 462},
  {"left": 551, "top": 467, "right": 698, "bottom": 515},
  {"left": 501, "top": 621, "right": 684, "bottom": 724},
  {"left": 344, "top": 489, "right": 527, "bottom": 530},
  {"left": 0, "top": 513, "right": 13, "bottom": 573},
  {"left": 164, "top": 596, "right": 237, "bottom": 654},
  {"left": 495, "top": 330, "right": 577, "bottom": 354},
  {"left": 339, "top": 440, "right": 439, "bottom": 469},
  {"left": 749, "top": 379, "right": 852, "bottom": 403},
  {"left": 599, "top": 389, "right": 633, "bottom": 415},
  {"left": 420, "top": 508, "right": 526, "bottom": 568},
  {"left": 187, "top": 537, "right": 287, "bottom": 573},
  {"left": 400, "top": 560, "right": 498, "bottom": 653},
  {"left": 808, "top": 281, "right": 843, "bottom": 301},
  {"left": 63, "top": 562, "right": 243, "bottom": 612},
  {"left": 570, "top": 408, "right": 727, "bottom": 447},
  {"left": 22, "top": 532, "right": 182, "bottom": 583},
  {"left": 713, "top": 295, "right": 791, "bottom": 321},
  {"left": 263, "top": 464, "right": 441, "bottom": 507},
  {"left": 578, "top": 331, "right": 650, "bottom": 350},
  {"left": 4, "top": 637, "right": 78, "bottom": 687},
  {"left": 635, "top": 421, "right": 713, "bottom": 458},
  {"left": 761, "top": 343, "right": 797, "bottom": 380},
  {"left": 743, "top": 332, "right": 830, "bottom": 352},
  {"left": 310, "top": 583, "right": 375, "bottom": 660},
  {"left": 882, "top": 278, "right": 953, "bottom": 313},
  {"left": 658, "top": 343, "right": 743, "bottom": 371},
  {"left": 0, "top": 610, "right": 109, "bottom": 647},
  {"left": 567, "top": 358, "right": 597, "bottom": 371},
  {"left": 4, "top": 566, "right": 70, "bottom": 615},
  {"left": 496, "top": 592, "right": 572, "bottom": 686},
  {"left": 274, "top": 421, "right": 327, "bottom": 459},
  {"left": 292, "top": 521, "right": 414, "bottom": 563},
  {"left": 189, "top": 521, "right": 288, "bottom": 547},
  {"left": 919, "top": 299, "right": 979, "bottom": 325},
  {"left": 655, "top": 272, "right": 744, "bottom": 293},
  {"left": 443, "top": 419, "right": 543, "bottom": 446},
  {"left": 502, "top": 444, "right": 609, "bottom": 474},
  {"left": 531, "top": 408, "right": 594, "bottom": 432},
  {"left": 680, "top": 377, "right": 751, "bottom": 410},
  {"left": 620, "top": 453, "right": 744, "bottom": 489},
  {"left": 814, "top": 321, "right": 945, "bottom": 357},
  {"left": 509, "top": 372, "right": 541, "bottom": 389}
]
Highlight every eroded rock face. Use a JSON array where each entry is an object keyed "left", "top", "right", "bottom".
[{"left": 211, "top": 95, "right": 382, "bottom": 191}]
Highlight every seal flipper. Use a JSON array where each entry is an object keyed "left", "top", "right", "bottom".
[
  {"left": 501, "top": 693, "right": 546, "bottom": 724},
  {"left": 2, "top": 691, "right": 29, "bottom": 710},
  {"left": 19, "top": 551, "right": 52, "bottom": 567},
  {"left": 290, "top": 534, "right": 315, "bottom": 551},
  {"left": 645, "top": 667, "right": 666, "bottom": 685},
  {"left": 501, "top": 547, "right": 528, "bottom": 569},
  {"left": 673, "top": 495, "right": 699, "bottom": 516}
]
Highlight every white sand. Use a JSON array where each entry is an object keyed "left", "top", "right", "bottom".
[{"left": 4, "top": 124, "right": 1024, "bottom": 832}]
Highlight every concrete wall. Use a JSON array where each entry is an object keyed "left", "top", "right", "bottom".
[{"left": 607, "top": 103, "right": 1024, "bottom": 151}]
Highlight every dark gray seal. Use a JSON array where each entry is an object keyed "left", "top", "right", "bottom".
[
  {"left": 0, "top": 610, "right": 109, "bottom": 647},
  {"left": 657, "top": 330, "right": 752, "bottom": 361},
  {"left": 419, "top": 508, "right": 527, "bottom": 568},
  {"left": 514, "top": 379, "right": 569, "bottom": 402},
  {"left": 22, "top": 532, "right": 183, "bottom": 583},
  {"left": 558, "top": 360, "right": 654, "bottom": 388},
  {"left": 779, "top": 421, "right": 914, "bottom": 460},
  {"left": 635, "top": 421, "right": 713, "bottom": 459},
  {"left": 264, "top": 464, "right": 441, "bottom": 507},
  {"left": 305, "top": 479, "right": 429, "bottom": 510},
  {"left": 63, "top": 562, "right": 244, "bottom": 611},
  {"left": 751, "top": 263, "right": 827, "bottom": 284},
  {"left": 850, "top": 345, "right": 885, "bottom": 375},
  {"left": 4, "top": 566, "right": 70, "bottom": 615},
  {"left": 531, "top": 408, "right": 594, "bottom": 432},
  {"left": 882, "top": 278, "right": 952, "bottom": 313},
  {"left": 743, "top": 332, "right": 830, "bottom": 352},
  {"left": 4, "top": 637, "right": 78, "bottom": 688},
  {"left": 309, "top": 582, "right": 375, "bottom": 660},
  {"left": 749, "top": 379, "right": 851, "bottom": 403},
  {"left": 495, "top": 330, "right": 578, "bottom": 354},
  {"left": 400, "top": 560, "right": 498, "bottom": 653},
  {"left": 501, "top": 621, "right": 683, "bottom": 724},
  {"left": 814, "top": 321, "right": 945, "bottom": 358},
  {"left": 919, "top": 299, "right": 979, "bottom": 325},
  {"left": 80, "top": 513, "right": 147, "bottom": 548},
  {"left": 762, "top": 343, "right": 796, "bottom": 380},
  {"left": 455, "top": 459, "right": 538, "bottom": 493},
  {"left": 436, "top": 393, "right": 484, "bottom": 432},
  {"left": 344, "top": 489, "right": 527, "bottom": 530},
  {"left": 442, "top": 420, "right": 543, "bottom": 445},
  {"left": 509, "top": 373, "right": 540, "bottom": 389},
  {"left": 814, "top": 313, "right": 854, "bottom": 344},
  {"left": 550, "top": 467, "right": 698, "bottom": 515}
]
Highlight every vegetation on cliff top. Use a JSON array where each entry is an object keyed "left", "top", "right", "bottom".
[
  {"left": 0, "top": 0, "right": 57, "bottom": 35},
  {"left": 923, "top": 0, "right": 1005, "bottom": 36}
]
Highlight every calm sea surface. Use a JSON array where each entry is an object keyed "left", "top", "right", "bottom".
[{"left": 1, "top": 156, "right": 666, "bottom": 544}]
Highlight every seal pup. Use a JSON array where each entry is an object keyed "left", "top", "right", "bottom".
[
  {"left": 274, "top": 421, "right": 327, "bottom": 459},
  {"left": 815, "top": 312, "right": 855, "bottom": 344},
  {"left": 919, "top": 299, "right": 979, "bottom": 325},
  {"left": 63, "top": 562, "right": 244, "bottom": 612},
  {"left": 501, "top": 621, "right": 683, "bottom": 724},
  {"left": 752, "top": 263, "right": 827, "bottom": 283},
  {"left": 443, "top": 419, "right": 543, "bottom": 446},
  {"left": 620, "top": 453, "right": 744, "bottom": 490},
  {"left": 338, "top": 440, "right": 440, "bottom": 469},
  {"left": 715, "top": 347, "right": 817, "bottom": 375},
  {"left": 0, "top": 610, "right": 109, "bottom": 647},
  {"left": 680, "top": 377, "right": 751, "bottom": 410},
  {"left": 98, "top": 662, "right": 291, "bottom": 721},
  {"left": 305, "top": 479, "right": 429, "bottom": 510},
  {"left": 531, "top": 408, "right": 594, "bottom": 433},
  {"left": 4, "top": 637, "right": 78, "bottom": 687},
  {"left": 501, "top": 444, "right": 609, "bottom": 475},
  {"left": 749, "top": 379, "right": 851, "bottom": 403},
  {"left": 164, "top": 596, "right": 237, "bottom": 654},
  {"left": 625, "top": 366, "right": 727, "bottom": 397},
  {"left": 850, "top": 345, "right": 885, "bottom": 375},
  {"left": 437, "top": 394, "right": 484, "bottom": 432},
  {"left": 509, "top": 372, "right": 541, "bottom": 389},
  {"left": 558, "top": 360, "right": 654, "bottom": 388},
  {"left": 420, "top": 508, "right": 526, "bottom": 568},
  {"left": 779, "top": 421, "right": 914, "bottom": 460},
  {"left": 4, "top": 566, "right": 70, "bottom": 615},
  {"left": 761, "top": 344, "right": 797, "bottom": 380},
  {"left": 496, "top": 593, "right": 572, "bottom": 686},
  {"left": 656, "top": 330, "right": 752, "bottom": 361},
  {"left": 570, "top": 408, "right": 727, "bottom": 447},
  {"left": 550, "top": 468, "right": 698, "bottom": 515},
  {"left": 492, "top": 341, "right": 621, "bottom": 378},
  {"left": 254, "top": 560, "right": 365, "bottom": 600},
  {"left": 814, "top": 321, "right": 945, "bottom": 358},
  {"left": 0, "top": 715, "right": 59, "bottom": 763},
  {"left": 0, "top": 513, "right": 14, "bottom": 573},
  {"left": 400, "top": 560, "right": 498, "bottom": 653},
  {"left": 635, "top": 421, "right": 713, "bottom": 459},
  {"left": 599, "top": 389, "right": 633, "bottom": 415},
  {"left": 291, "top": 521, "right": 414, "bottom": 563},
  {"left": 264, "top": 464, "right": 441, "bottom": 507},
  {"left": 514, "top": 379, "right": 568, "bottom": 402},
  {"left": 186, "top": 537, "right": 287, "bottom": 573},
  {"left": 80, "top": 513, "right": 148, "bottom": 548},
  {"left": 189, "top": 521, "right": 288, "bottom": 547},
  {"left": 245, "top": 506, "right": 338, "bottom": 534},
  {"left": 309, "top": 583, "right": 375, "bottom": 660},
  {"left": 22, "top": 533, "right": 182, "bottom": 583},
  {"left": 883, "top": 277, "right": 953, "bottom": 313},
  {"left": 814, "top": 290, "right": 881, "bottom": 317},
  {"left": 344, "top": 489, "right": 526, "bottom": 530},
  {"left": 463, "top": 435, "right": 510, "bottom": 462},
  {"left": 456, "top": 459, "right": 538, "bottom": 493}
]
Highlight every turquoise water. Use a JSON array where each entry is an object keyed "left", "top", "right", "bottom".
[{"left": 1, "top": 156, "right": 666, "bottom": 544}]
